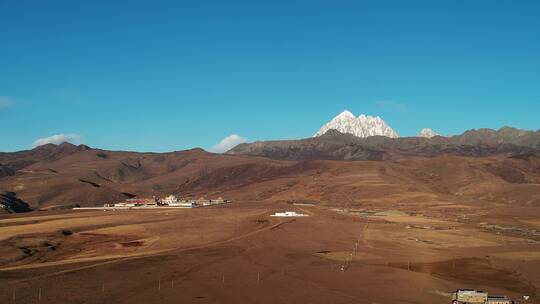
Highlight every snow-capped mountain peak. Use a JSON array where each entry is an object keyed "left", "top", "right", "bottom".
[
  {"left": 336, "top": 110, "right": 355, "bottom": 119},
  {"left": 314, "top": 111, "right": 399, "bottom": 138},
  {"left": 418, "top": 128, "right": 439, "bottom": 138}
]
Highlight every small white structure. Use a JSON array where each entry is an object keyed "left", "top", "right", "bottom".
[
  {"left": 161, "top": 194, "right": 180, "bottom": 205},
  {"left": 212, "top": 197, "right": 225, "bottom": 204},
  {"left": 172, "top": 201, "right": 198, "bottom": 208},
  {"left": 270, "top": 211, "right": 308, "bottom": 217},
  {"left": 114, "top": 202, "right": 136, "bottom": 207}
]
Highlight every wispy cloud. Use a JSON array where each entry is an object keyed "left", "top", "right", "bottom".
[
  {"left": 374, "top": 100, "right": 407, "bottom": 112},
  {"left": 209, "top": 134, "right": 247, "bottom": 153},
  {"left": 0, "top": 96, "right": 15, "bottom": 109},
  {"left": 33, "top": 134, "right": 82, "bottom": 147}
]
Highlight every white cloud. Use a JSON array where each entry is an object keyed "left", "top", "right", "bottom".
[
  {"left": 0, "top": 96, "right": 15, "bottom": 109},
  {"left": 209, "top": 134, "right": 247, "bottom": 153},
  {"left": 33, "top": 134, "right": 82, "bottom": 147}
]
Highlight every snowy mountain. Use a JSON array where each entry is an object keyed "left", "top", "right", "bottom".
[
  {"left": 314, "top": 110, "right": 399, "bottom": 138},
  {"left": 418, "top": 128, "right": 440, "bottom": 138}
]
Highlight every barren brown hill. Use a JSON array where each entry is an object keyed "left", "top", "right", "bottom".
[
  {"left": 227, "top": 127, "right": 540, "bottom": 161},
  {"left": 0, "top": 143, "right": 293, "bottom": 209},
  {"left": 2, "top": 144, "right": 540, "bottom": 304},
  {"left": 1, "top": 142, "right": 540, "bottom": 211}
]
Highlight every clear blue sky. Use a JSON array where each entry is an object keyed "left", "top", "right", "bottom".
[{"left": 1, "top": 0, "right": 539, "bottom": 152}]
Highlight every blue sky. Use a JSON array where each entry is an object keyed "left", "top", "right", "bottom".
[{"left": 1, "top": 0, "right": 539, "bottom": 152}]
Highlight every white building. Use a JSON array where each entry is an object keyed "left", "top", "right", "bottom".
[
  {"left": 270, "top": 211, "right": 308, "bottom": 217},
  {"left": 113, "top": 202, "right": 136, "bottom": 207},
  {"left": 161, "top": 194, "right": 180, "bottom": 205},
  {"left": 452, "top": 289, "right": 488, "bottom": 304},
  {"left": 211, "top": 197, "right": 225, "bottom": 204},
  {"left": 167, "top": 201, "right": 197, "bottom": 208}
]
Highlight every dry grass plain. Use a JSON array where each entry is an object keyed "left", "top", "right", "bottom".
[{"left": 1, "top": 198, "right": 540, "bottom": 304}]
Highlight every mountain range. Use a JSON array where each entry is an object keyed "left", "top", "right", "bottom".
[
  {"left": 227, "top": 111, "right": 540, "bottom": 160},
  {"left": 2, "top": 137, "right": 540, "bottom": 213},
  {"left": 314, "top": 110, "right": 400, "bottom": 138},
  {"left": 1, "top": 111, "right": 540, "bottom": 212},
  {"left": 418, "top": 128, "right": 439, "bottom": 138},
  {"left": 228, "top": 126, "right": 540, "bottom": 160}
]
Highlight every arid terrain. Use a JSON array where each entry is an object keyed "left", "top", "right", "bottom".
[
  {"left": 2, "top": 135, "right": 540, "bottom": 303},
  {"left": 2, "top": 0, "right": 539, "bottom": 301},
  {"left": 1, "top": 199, "right": 540, "bottom": 304}
]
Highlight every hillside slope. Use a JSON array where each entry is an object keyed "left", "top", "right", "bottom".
[
  {"left": 1, "top": 142, "right": 540, "bottom": 211},
  {"left": 228, "top": 127, "right": 540, "bottom": 160}
]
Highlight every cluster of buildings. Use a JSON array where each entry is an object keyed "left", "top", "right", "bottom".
[
  {"left": 452, "top": 289, "right": 515, "bottom": 304},
  {"left": 105, "top": 195, "right": 228, "bottom": 209}
]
